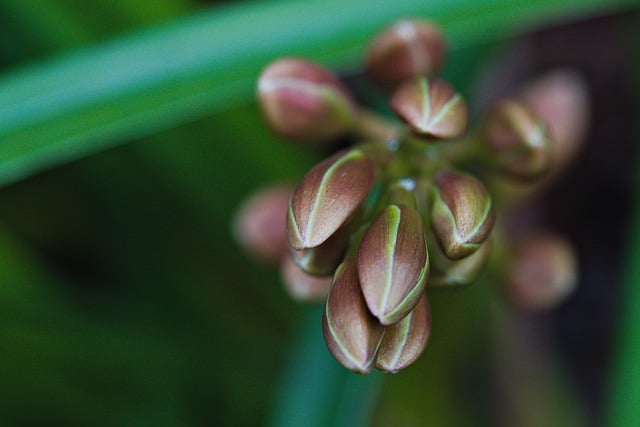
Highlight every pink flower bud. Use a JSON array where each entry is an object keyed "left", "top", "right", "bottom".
[
  {"left": 504, "top": 234, "right": 578, "bottom": 311},
  {"left": 376, "top": 294, "right": 431, "bottom": 373},
  {"left": 290, "top": 224, "right": 349, "bottom": 276},
  {"left": 288, "top": 149, "right": 375, "bottom": 250},
  {"left": 429, "top": 239, "right": 492, "bottom": 289},
  {"left": 482, "top": 100, "right": 552, "bottom": 180},
  {"left": 232, "top": 185, "right": 292, "bottom": 263},
  {"left": 358, "top": 204, "right": 429, "bottom": 325},
  {"left": 258, "top": 58, "right": 356, "bottom": 142},
  {"left": 521, "top": 70, "right": 589, "bottom": 172},
  {"left": 366, "top": 20, "right": 446, "bottom": 87},
  {"left": 280, "top": 255, "right": 331, "bottom": 303},
  {"left": 431, "top": 170, "right": 495, "bottom": 260},
  {"left": 323, "top": 257, "right": 384, "bottom": 374},
  {"left": 390, "top": 78, "right": 468, "bottom": 140}
]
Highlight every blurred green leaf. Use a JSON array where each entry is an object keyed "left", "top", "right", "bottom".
[
  {"left": 1, "top": 0, "right": 638, "bottom": 186},
  {"left": 607, "top": 12, "right": 640, "bottom": 426},
  {"left": 269, "top": 308, "right": 383, "bottom": 427}
]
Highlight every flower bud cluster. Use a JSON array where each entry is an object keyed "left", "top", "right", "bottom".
[{"left": 236, "top": 18, "right": 585, "bottom": 374}]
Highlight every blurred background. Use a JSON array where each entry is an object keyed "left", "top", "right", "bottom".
[{"left": 0, "top": 0, "right": 639, "bottom": 426}]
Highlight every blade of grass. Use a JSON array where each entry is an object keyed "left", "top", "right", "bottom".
[
  {"left": 269, "top": 307, "right": 384, "bottom": 427},
  {"left": 607, "top": 154, "right": 640, "bottom": 427},
  {"left": 0, "top": 0, "right": 637, "bottom": 187}
]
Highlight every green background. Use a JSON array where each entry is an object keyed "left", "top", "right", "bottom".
[{"left": 0, "top": 0, "right": 639, "bottom": 425}]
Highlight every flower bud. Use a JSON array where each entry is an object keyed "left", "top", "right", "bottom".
[
  {"left": 365, "top": 20, "right": 445, "bottom": 87},
  {"left": 429, "top": 239, "right": 492, "bottom": 289},
  {"left": 232, "top": 185, "right": 292, "bottom": 263},
  {"left": 376, "top": 294, "right": 431, "bottom": 373},
  {"left": 482, "top": 99, "right": 552, "bottom": 180},
  {"left": 504, "top": 234, "right": 577, "bottom": 311},
  {"left": 323, "top": 257, "right": 385, "bottom": 374},
  {"left": 290, "top": 224, "right": 349, "bottom": 276},
  {"left": 281, "top": 254, "right": 331, "bottom": 303},
  {"left": 390, "top": 77, "right": 467, "bottom": 140},
  {"left": 358, "top": 204, "right": 429, "bottom": 325},
  {"left": 288, "top": 149, "right": 375, "bottom": 250},
  {"left": 257, "top": 58, "right": 356, "bottom": 141},
  {"left": 521, "top": 70, "right": 589, "bottom": 172},
  {"left": 431, "top": 170, "right": 495, "bottom": 260}
]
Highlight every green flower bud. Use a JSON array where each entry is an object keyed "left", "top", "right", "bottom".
[
  {"left": 429, "top": 239, "right": 492, "bottom": 289},
  {"left": 281, "top": 254, "right": 331, "bottom": 303},
  {"left": 358, "top": 204, "right": 429, "bottom": 325},
  {"left": 365, "top": 20, "right": 445, "bottom": 87},
  {"left": 290, "top": 224, "right": 349, "bottom": 276},
  {"left": 504, "top": 234, "right": 577, "bottom": 311},
  {"left": 323, "top": 257, "right": 385, "bottom": 374},
  {"left": 288, "top": 149, "right": 375, "bottom": 250},
  {"left": 257, "top": 58, "right": 356, "bottom": 141},
  {"left": 482, "top": 99, "right": 552, "bottom": 180},
  {"left": 390, "top": 77, "right": 467, "bottom": 140},
  {"left": 431, "top": 170, "right": 495, "bottom": 260},
  {"left": 376, "top": 294, "right": 431, "bottom": 373}
]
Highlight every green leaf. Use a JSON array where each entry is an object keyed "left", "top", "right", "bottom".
[
  {"left": 269, "top": 308, "right": 384, "bottom": 427},
  {"left": 606, "top": 13, "right": 640, "bottom": 426},
  {"left": 0, "top": 0, "right": 637, "bottom": 187}
]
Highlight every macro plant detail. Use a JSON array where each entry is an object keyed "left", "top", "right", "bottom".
[{"left": 234, "top": 19, "right": 585, "bottom": 374}]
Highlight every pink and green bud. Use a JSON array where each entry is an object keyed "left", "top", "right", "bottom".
[
  {"left": 482, "top": 99, "right": 552, "bottom": 180},
  {"left": 288, "top": 149, "right": 375, "bottom": 250},
  {"left": 431, "top": 170, "right": 495, "bottom": 260},
  {"left": 521, "top": 70, "right": 589, "bottom": 172},
  {"left": 280, "top": 254, "right": 331, "bottom": 303},
  {"left": 232, "top": 185, "right": 292, "bottom": 263},
  {"left": 390, "top": 77, "right": 467, "bottom": 140},
  {"left": 257, "top": 58, "right": 356, "bottom": 142},
  {"left": 376, "top": 294, "right": 431, "bottom": 373},
  {"left": 365, "top": 20, "right": 445, "bottom": 87},
  {"left": 429, "top": 239, "right": 492, "bottom": 289},
  {"left": 504, "top": 234, "right": 577, "bottom": 311},
  {"left": 357, "top": 204, "right": 429, "bottom": 325},
  {"left": 290, "top": 224, "right": 349, "bottom": 276},
  {"left": 323, "top": 257, "right": 385, "bottom": 374}
]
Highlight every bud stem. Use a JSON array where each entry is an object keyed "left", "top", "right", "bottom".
[{"left": 354, "top": 109, "right": 402, "bottom": 142}]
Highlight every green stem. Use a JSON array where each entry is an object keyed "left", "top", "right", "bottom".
[{"left": 353, "top": 109, "right": 400, "bottom": 142}]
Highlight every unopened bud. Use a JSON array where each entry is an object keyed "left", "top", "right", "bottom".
[
  {"left": 288, "top": 149, "right": 375, "bottom": 250},
  {"left": 366, "top": 20, "right": 445, "bottom": 87},
  {"left": 281, "top": 254, "right": 331, "bottom": 303},
  {"left": 482, "top": 99, "right": 552, "bottom": 180},
  {"left": 358, "top": 204, "right": 429, "bottom": 325},
  {"left": 376, "top": 294, "right": 431, "bottom": 373},
  {"left": 232, "top": 185, "right": 292, "bottom": 263},
  {"left": 323, "top": 257, "right": 385, "bottom": 374},
  {"left": 257, "top": 58, "right": 356, "bottom": 141},
  {"left": 429, "top": 239, "right": 492, "bottom": 289},
  {"left": 431, "top": 171, "right": 495, "bottom": 259},
  {"left": 504, "top": 234, "right": 577, "bottom": 311},
  {"left": 290, "top": 224, "right": 349, "bottom": 276},
  {"left": 390, "top": 77, "right": 467, "bottom": 140},
  {"left": 521, "top": 70, "right": 589, "bottom": 172}
]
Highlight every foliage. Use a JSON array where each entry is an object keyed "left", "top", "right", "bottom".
[{"left": 0, "top": 0, "right": 638, "bottom": 426}]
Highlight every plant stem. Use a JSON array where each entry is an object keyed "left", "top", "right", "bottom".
[{"left": 353, "top": 109, "right": 400, "bottom": 142}]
